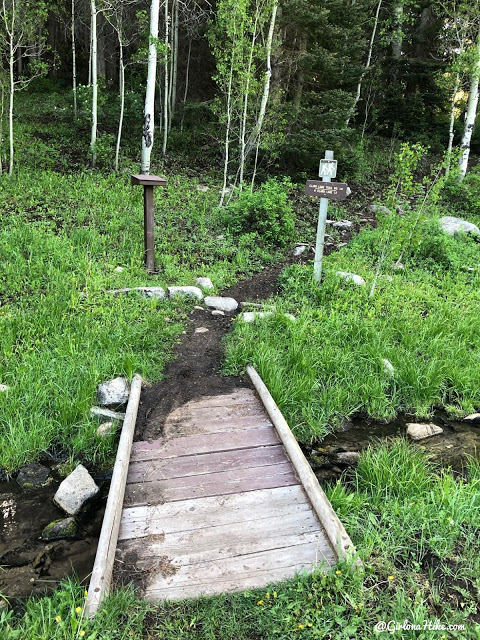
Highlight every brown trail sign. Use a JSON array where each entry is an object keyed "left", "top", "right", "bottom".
[{"left": 305, "top": 180, "right": 348, "bottom": 200}]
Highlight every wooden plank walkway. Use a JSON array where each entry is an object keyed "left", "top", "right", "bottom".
[{"left": 115, "top": 388, "right": 338, "bottom": 602}]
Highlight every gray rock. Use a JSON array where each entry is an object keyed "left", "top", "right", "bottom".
[
  {"left": 0, "top": 384, "right": 8, "bottom": 392},
  {"left": 96, "top": 421, "right": 116, "bottom": 437},
  {"left": 240, "top": 311, "right": 295, "bottom": 323},
  {"left": 54, "top": 465, "right": 99, "bottom": 516},
  {"left": 335, "top": 452, "right": 360, "bottom": 465},
  {"left": 195, "top": 327, "right": 209, "bottom": 333},
  {"left": 41, "top": 517, "right": 77, "bottom": 541},
  {"left": 97, "top": 377, "right": 130, "bottom": 407},
  {"left": 193, "top": 305, "right": 204, "bottom": 311},
  {"left": 197, "top": 185, "right": 209, "bottom": 192},
  {"left": 204, "top": 296, "right": 238, "bottom": 313},
  {"left": 114, "top": 266, "right": 124, "bottom": 272},
  {"left": 168, "top": 286, "right": 203, "bottom": 300},
  {"left": 109, "top": 287, "right": 166, "bottom": 299},
  {"left": 369, "top": 205, "right": 391, "bottom": 215},
  {"left": 333, "top": 220, "right": 353, "bottom": 230},
  {"left": 406, "top": 423, "right": 443, "bottom": 441},
  {"left": 337, "top": 243, "right": 348, "bottom": 248},
  {"left": 382, "top": 359, "right": 395, "bottom": 377},
  {"left": 17, "top": 463, "right": 51, "bottom": 489},
  {"left": 90, "top": 406, "right": 126, "bottom": 421},
  {"left": 293, "top": 245, "right": 307, "bottom": 257},
  {"left": 464, "top": 413, "right": 480, "bottom": 424},
  {"left": 196, "top": 277, "right": 214, "bottom": 290},
  {"left": 336, "top": 271, "right": 366, "bottom": 286},
  {"left": 212, "top": 310, "right": 225, "bottom": 316},
  {"left": 216, "top": 234, "right": 225, "bottom": 241},
  {"left": 440, "top": 216, "right": 480, "bottom": 236},
  {"left": 325, "top": 219, "right": 334, "bottom": 225}
]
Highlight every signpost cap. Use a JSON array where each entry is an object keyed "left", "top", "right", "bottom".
[{"left": 131, "top": 174, "right": 167, "bottom": 187}]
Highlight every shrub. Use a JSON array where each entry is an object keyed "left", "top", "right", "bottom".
[{"left": 223, "top": 178, "right": 295, "bottom": 247}]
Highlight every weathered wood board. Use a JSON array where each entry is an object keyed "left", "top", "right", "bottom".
[{"left": 116, "top": 388, "right": 338, "bottom": 601}]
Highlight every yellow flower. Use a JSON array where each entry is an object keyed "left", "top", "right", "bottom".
[
  {"left": 388, "top": 575, "right": 394, "bottom": 581},
  {"left": 75, "top": 606, "right": 83, "bottom": 614},
  {"left": 273, "top": 591, "right": 277, "bottom": 598},
  {"left": 336, "top": 570, "right": 342, "bottom": 575},
  {"left": 55, "top": 616, "right": 62, "bottom": 623},
  {"left": 84, "top": 590, "right": 88, "bottom": 597},
  {"left": 257, "top": 600, "right": 264, "bottom": 605},
  {"left": 79, "top": 632, "right": 86, "bottom": 638}
]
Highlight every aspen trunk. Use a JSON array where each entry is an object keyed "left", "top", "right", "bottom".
[
  {"left": 90, "top": 0, "right": 97, "bottom": 167},
  {"left": 162, "top": 0, "right": 169, "bottom": 155},
  {"left": 180, "top": 38, "right": 191, "bottom": 131},
  {"left": 346, "top": 0, "right": 382, "bottom": 127},
  {"left": 239, "top": 15, "right": 258, "bottom": 190},
  {"left": 72, "top": 0, "right": 77, "bottom": 118},
  {"left": 391, "top": 1, "right": 403, "bottom": 59},
  {"left": 459, "top": 30, "right": 480, "bottom": 179},
  {"left": 219, "top": 54, "right": 235, "bottom": 207},
  {"left": 446, "top": 73, "right": 459, "bottom": 177},
  {"left": 171, "top": 0, "right": 179, "bottom": 120},
  {"left": 115, "top": 34, "right": 124, "bottom": 171},
  {"left": 8, "top": 36, "right": 14, "bottom": 175},
  {"left": 141, "top": 0, "right": 160, "bottom": 174}
]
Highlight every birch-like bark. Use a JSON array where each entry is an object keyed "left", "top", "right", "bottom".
[
  {"left": 90, "top": 0, "right": 98, "bottom": 167},
  {"left": 171, "top": 0, "right": 178, "bottom": 120},
  {"left": 346, "top": 0, "right": 382, "bottom": 127},
  {"left": 0, "top": 82, "right": 4, "bottom": 174},
  {"left": 239, "top": 14, "right": 258, "bottom": 190},
  {"left": 8, "top": 34, "right": 14, "bottom": 175},
  {"left": 141, "top": 0, "right": 160, "bottom": 174},
  {"left": 115, "top": 27, "right": 124, "bottom": 171},
  {"left": 391, "top": 1, "right": 403, "bottom": 59},
  {"left": 245, "top": 1, "right": 278, "bottom": 157},
  {"left": 162, "top": 0, "right": 169, "bottom": 155},
  {"left": 72, "top": 0, "right": 77, "bottom": 118},
  {"left": 219, "top": 53, "right": 235, "bottom": 207},
  {"left": 180, "top": 38, "right": 191, "bottom": 131},
  {"left": 459, "top": 30, "right": 480, "bottom": 179},
  {"left": 88, "top": 11, "right": 92, "bottom": 86}
]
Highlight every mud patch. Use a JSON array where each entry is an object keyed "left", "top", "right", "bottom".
[{"left": 0, "top": 467, "right": 107, "bottom": 603}]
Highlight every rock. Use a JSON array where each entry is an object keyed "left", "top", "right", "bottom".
[
  {"left": 196, "top": 277, "right": 214, "bottom": 290},
  {"left": 54, "top": 465, "right": 99, "bottom": 516},
  {"left": 0, "top": 384, "right": 9, "bottom": 392},
  {"left": 336, "top": 271, "right": 366, "bottom": 286},
  {"left": 325, "top": 219, "right": 334, "bottom": 225},
  {"left": 293, "top": 245, "right": 307, "bottom": 257},
  {"left": 440, "top": 216, "right": 480, "bottom": 236},
  {"left": 168, "top": 286, "right": 203, "bottom": 300},
  {"left": 406, "top": 423, "right": 443, "bottom": 441},
  {"left": 212, "top": 310, "right": 225, "bottom": 316},
  {"left": 192, "top": 306, "right": 204, "bottom": 312},
  {"left": 216, "top": 234, "right": 225, "bottom": 240},
  {"left": 382, "top": 359, "right": 395, "bottom": 376},
  {"left": 333, "top": 220, "right": 353, "bottom": 230},
  {"left": 337, "top": 243, "right": 348, "bottom": 248},
  {"left": 109, "top": 287, "right": 166, "bottom": 299},
  {"left": 97, "top": 377, "right": 130, "bottom": 407},
  {"left": 396, "top": 205, "right": 405, "bottom": 215},
  {"left": 204, "top": 296, "right": 238, "bottom": 313},
  {"left": 41, "top": 517, "right": 77, "bottom": 541},
  {"left": 96, "top": 421, "right": 115, "bottom": 437},
  {"left": 195, "top": 327, "right": 209, "bottom": 334},
  {"left": 369, "top": 204, "right": 391, "bottom": 216},
  {"left": 197, "top": 185, "right": 209, "bottom": 192},
  {"left": 16, "top": 463, "right": 51, "bottom": 489},
  {"left": 464, "top": 413, "right": 480, "bottom": 424},
  {"left": 240, "top": 312, "right": 295, "bottom": 323},
  {"left": 335, "top": 452, "right": 360, "bottom": 465},
  {"left": 90, "top": 407, "right": 126, "bottom": 421},
  {"left": 114, "top": 266, "right": 124, "bottom": 272}
]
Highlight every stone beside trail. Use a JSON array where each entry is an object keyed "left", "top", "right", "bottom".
[
  {"left": 336, "top": 271, "right": 366, "bottom": 286},
  {"left": 168, "top": 286, "right": 203, "bottom": 300},
  {"left": 110, "top": 287, "right": 166, "bottom": 299},
  {"left": 16, "top": 463, "right": 51, "bottom": 489},
  {"left": 440, "top": 216, "right": 480, "bottom": 236},
  {"left": 196, "top": 277, "right": 214, "bottom": 290},
  {"left": 204, "top": 296, "right": 238, "bottom": 313},
  {"left": 464, "top": 414, "right": 480, "bottom": 424},
  {"left": 240, "top": 311, "right": 296, "bottom": 323},
  {"left": 97, "top": 377, "right": 130, "bottom": 407},
  {"left": 406, "top": 423, "right": 443, "bottom": 441},
  {"left": 41, "top": 517, "right": 77, "bottom": 541},
  {"left": 97, "top": 421, "right": 116, "bottom": 437},
  {"left": 54, "top": 464, "right": 99, "bottom": 516}
]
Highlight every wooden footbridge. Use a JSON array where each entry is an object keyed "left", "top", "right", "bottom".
[{"left": 85, "top": 367, "right": 358, "bottom": 615}]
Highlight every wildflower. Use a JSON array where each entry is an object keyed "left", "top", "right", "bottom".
[
  {"left": 257, "top": 600, "right": 264, "bottom": 605},
  {"left": 273, "top": 592, "right": 277, "bottom": 598},
  {"left": 84, "top": 590, "right": 88, "bottom": 597},
  {"left": 55, "top": 616, "right": 62, "bottom": 623},
  {"left": 79, "top": 632, "right": 86, "bottom": 638},
  {"left": 449, "top": 519, "right": 455, "bottom": 526},
  {"left": 388, "top": 576, "right": 394, "bottom": 581},
  {"left": 335, "top": 570, "right": 341, "bottom": 575},
  {"left": 75, "top": 606, "right": 82, "bottom": 614},
  {"left": 266, "top": 592, "right": 270, "bottom": 599}
]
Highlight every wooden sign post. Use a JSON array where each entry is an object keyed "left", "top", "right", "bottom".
[
  {"left": 306, "top": 151, "right": 348, "bottom": 283},
  {"left": 131, "top": 174, "right": 167, "bottom": 273}
]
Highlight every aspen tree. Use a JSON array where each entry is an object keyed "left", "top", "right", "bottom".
[{"left": 141, "top": 0, "right": 160, "bottom": 174}]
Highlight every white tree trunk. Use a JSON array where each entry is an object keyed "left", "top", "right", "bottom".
[
  {"left": 219, "top": 54, "right": 235, "bottom": 207},
  {"left": 8, "top": 37, "right": 14, "bottom": 175},
  {"left": 115, "top": 35, "right": 124, "bottom": 171},
  {"left": 459, "top": 31, "right": 480, "bottom": 179},
  {"left": 88, "top": 11, "right": 93, "bottom": 86},
  {"left": 90, "top": 0, "right": 98, "bottom": 167},
  {"left": 141, "top": 0, "right": 160, "bottom": 174},
  {"left": 171, "top": 0, "right": 178, "bottom": 120},
  {"left": 239, "top": 17, "right": 258, "bottom": 190},
  {"left": 0, "top": 82, "right": 4, "bottom": 174},
  {"left": 446, "top": 73, "right": 459, "bottom": 177},
  {"left": 245, "top": 1, "right": 278, "bottom": 158},
  {"left": 391, "top": 1, "right": 403, "bottom": 59},
  {"left": 180, "top": 38, "right": 191, "bottom": 131},
  {"left": 346, "top": 0, "right": 382, "bottom": 127},
  {"left": 162, "top": 0, "right": 169, "bottom": 155},
  {"left": 72, "top": 0, "right": 77, "bottom": 118}
]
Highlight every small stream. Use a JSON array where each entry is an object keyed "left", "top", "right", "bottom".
[
  {"left": 0, "top": 463, "right": 107, "bottom": 604},
  {"left": 305, "top": 413, "right": 480, "bottom": 483}
]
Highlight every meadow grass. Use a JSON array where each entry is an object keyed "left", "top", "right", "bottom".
[{"left": 224, "top": 204, "right": 480, "bottom": 441}]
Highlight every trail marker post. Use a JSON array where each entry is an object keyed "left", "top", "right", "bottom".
[
  {"left": 306, "top": 151, "right": 349, "bottom": 283},
  {"left": 131, "top": 174, "right": 167, "bottom": 273}
]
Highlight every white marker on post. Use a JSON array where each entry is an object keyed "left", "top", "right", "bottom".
[{"left": 314, "top": 150, "right": 334, "bottom": 283}]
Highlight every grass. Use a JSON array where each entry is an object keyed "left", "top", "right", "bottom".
[
  {"left": 3, "top": 441, "right": 480, "bottom": 638},
  {"left": 224, "top": 202, "right": 480, "bottom": 441}
]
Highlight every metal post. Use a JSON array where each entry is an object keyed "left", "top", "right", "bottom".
[
  {"left": 144, "top": 186, "right": 155, "bottom": 273},
  {"left": 313, "top": 150, "right": 334, "bottom": 283}
]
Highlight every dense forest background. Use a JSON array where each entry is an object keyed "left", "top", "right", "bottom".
[{"left": 1, "top": 0, "right": 480, "bottom": 182}]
